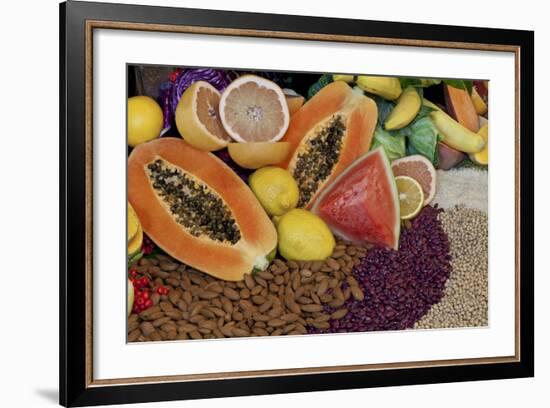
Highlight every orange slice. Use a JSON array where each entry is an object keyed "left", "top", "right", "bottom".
[
  {"left": 219, "top": 75, "right": 290, "bottom": 143},
  {"left": 175, "top": 81, "right": 232, "bottom": 151},
  {"left": 227, "top": 142, "right": 292, "bottom": 169}
]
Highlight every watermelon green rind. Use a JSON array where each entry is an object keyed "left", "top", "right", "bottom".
[{"left": 311, "top": 147, "right": 401, "bottom": 250}]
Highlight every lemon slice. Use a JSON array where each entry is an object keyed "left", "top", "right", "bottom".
[
  {"left": 219, "top": 75, "right": 290, "bottom": 143},
  {"left": 395, "top": 176, "right": 424, "bottom": 220},
  {"left": 175, "top": 81, "right": 232, "bottom": 151}
]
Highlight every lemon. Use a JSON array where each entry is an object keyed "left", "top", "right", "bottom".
[
  {"left": 128, "top": 96, "right": 163, "bottom": 147},
  {"left": 248, "top": 167, "right": 299, "bottom": 216},
  {"left": 395, "top": 176, "right": 424, "bottom": 220},
  {"left": 128, "top": 202, "right": 139, "bottom": 242},
  {"left": 277, "top": 209, "right": 335, "bottom": 261}
]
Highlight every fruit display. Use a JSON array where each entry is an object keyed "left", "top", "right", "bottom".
[
  {"left": 126, "top": 66, "right": 489, "bottom": 342},
  {"left": 282, "top": 81, "right": 378, "bottom": 208}
]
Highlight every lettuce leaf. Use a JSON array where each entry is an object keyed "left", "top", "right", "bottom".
[
  {"left": 371, "top": 125, "right": 406, "bottom": 161},
  {"left": 407, "top": 116, "right": 441, "bottom": 163},
  {"left": 364, "top": 94, "right": 396, "bottom": 126},
  {"left": 399, "top": 77, "right": 441, "bottom": 88},
  {"left": 307, "top": 74, "right": 333, "bottom": 99}
]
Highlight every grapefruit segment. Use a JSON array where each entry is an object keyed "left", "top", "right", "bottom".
[
  {"left": 175, "top": 81, "right": 231, "bottom": 152},
  {"left": 311, "top": 147, "right": 400, "bottom": 250}
]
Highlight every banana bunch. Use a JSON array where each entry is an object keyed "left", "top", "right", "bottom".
[{"left": 424, "top": 99, "right": 485, "bottom": 154}]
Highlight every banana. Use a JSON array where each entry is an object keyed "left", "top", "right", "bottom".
[
  {"left": 356, "top": 76, "right": 402, "bottom": 100},
  {"left": 332, "top": 74, "right": 355, "bottom": 83},
  {"left": 470, "top": 87, "right": 488, "bottom": 115},
  {"left": 423, "top": 99, "right": 485, "bottom": 154},
  {"left": 469, "top": 122, "right": 489, "bottom": 165},
  {"left": 384, "top": 87, "right": 421, "bottom": 130}
]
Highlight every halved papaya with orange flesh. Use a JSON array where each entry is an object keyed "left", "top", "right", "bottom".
[
  {"left": 280, "top": 81, "right": 378, "bottom": 208},
  {"left": 444, "top": 84, "right": 479, "bottom": 133},
  {"left": 128, "top": 138, "right": 277, "bottom": 281}
]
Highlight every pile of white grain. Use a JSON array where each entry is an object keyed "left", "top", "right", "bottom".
[
  {"left": 415, "top": 167, "right": 489, "bottom": 330},
  {"left": 432, "top": 168, "right": 488, "bottom": 212}
]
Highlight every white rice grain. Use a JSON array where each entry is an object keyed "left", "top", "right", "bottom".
[{"left": 432, "top": 168, "right": 488, "bottom": 213}]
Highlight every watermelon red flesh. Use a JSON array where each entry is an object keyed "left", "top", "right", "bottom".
[{"left": 311, "top": 147, "right": 400, "bottom": 250}]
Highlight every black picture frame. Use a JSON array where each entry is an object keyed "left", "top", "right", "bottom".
[{"left": 60, "top": 1, "right": 534, "bottom": 406}]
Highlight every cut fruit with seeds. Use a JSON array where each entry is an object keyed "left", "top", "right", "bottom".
[
  {"left": 395, "top": 176, "right": 424, "bottom": 220},
  {"left": 219, "top": 75, "right": 290, "bottom": 143}
]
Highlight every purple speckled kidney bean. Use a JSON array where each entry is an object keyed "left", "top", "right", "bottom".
[{"left": 308, "top": 206, "right": 451, "bottom": 334}]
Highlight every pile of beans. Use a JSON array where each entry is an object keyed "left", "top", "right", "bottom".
[
  {"left": 128, "top": 241, "right": 368, "bottom": 342},
  {"left": 128, "top": 205, "right": 488, "bottom": 341},
  {"left": 309, "top": 205, "right": 452, "bottom": 334},
  {"left": 415, "top": 206, "right": 488, "bottom": 329}
]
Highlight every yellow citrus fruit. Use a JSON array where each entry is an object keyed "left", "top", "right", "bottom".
[
  {"left": 175, "top": 81, "right": 232, "bottom": 151},
  {"left": 219, "top": 75, "right": 290, "bottom": 143},
  {"left": 128, "top": 223, "right": 143, "bottom": 256},
  {"left": 277, "top": 209, "right": 335, "bottom": 261},
  {"left": 127, "top": 96, "right": 163, "bottom": 147},
  {"left": 128, "top": 202, "right": 140, "bottom": 242},
  {"left": 395, "top": 176, "right": 424, "bottom": 220},
  {"left": 248, "top": 167, "right": 299, "bottom": 216},
  {"left": 469, "top": 122, "right": 489, "bottom": 165},
  {"left": 227, "top": 142, "right": 291, "bottom": 169}
]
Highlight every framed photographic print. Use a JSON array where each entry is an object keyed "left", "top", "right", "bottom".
[{"left": 59, "top": 1, "right": 534, "bottom": 406}]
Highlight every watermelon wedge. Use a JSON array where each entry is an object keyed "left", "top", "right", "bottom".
[{"left": 311, "top": 147, "right": 400, "bottom": 250}]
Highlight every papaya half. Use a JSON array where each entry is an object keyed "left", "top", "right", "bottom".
[
  {"left": 128, "top": 138, "right": 277, "bottom": 281},
  {"left": 280, "top": 81, "right": 378, "bottom": 208}
]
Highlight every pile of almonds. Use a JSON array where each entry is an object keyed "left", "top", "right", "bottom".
[{"left": 128, "top": 241, "right": 368, "bottom": 342}]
